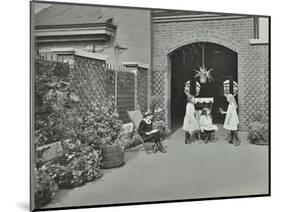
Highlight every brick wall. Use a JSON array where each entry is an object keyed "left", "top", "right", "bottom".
[{"left": 152, "top": 17, "right": 269, "bottom": 130}]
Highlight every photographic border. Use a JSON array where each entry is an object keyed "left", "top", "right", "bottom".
[{"left": 30, "top": 1, "right": 271, "bottom": 211}]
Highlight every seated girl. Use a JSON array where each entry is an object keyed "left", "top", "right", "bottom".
[
  {"left": 138, "top": 111, "right": 167, "bottom": 153},
  {"left": 199, "top": 108, "right": 218, "bottom": 143}
]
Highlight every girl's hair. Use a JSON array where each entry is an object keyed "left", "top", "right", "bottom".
[
  {"left": 144, "top": 111, "right": 153, "bottom": 118},
  {"left": 201, "top": 108, "right": 210, "bottom": 117},
  {"left": 201, "top": 109, "right": 207, "bottom": 116}
]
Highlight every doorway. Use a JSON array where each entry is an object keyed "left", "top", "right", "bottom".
[{"left": 170, "top": 42, "right": 238, "bottom": 132}]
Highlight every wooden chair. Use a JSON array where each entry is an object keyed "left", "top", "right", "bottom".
[{"left": 127, "top": 110, "right": 151, "bottom": 154}]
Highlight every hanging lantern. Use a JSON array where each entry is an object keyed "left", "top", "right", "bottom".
[
  {"left": 223, "top": 80, "right": 238, "bottom": 96},
  {"left": 184, "top": 80, "right": 200, "bottom": 96}
]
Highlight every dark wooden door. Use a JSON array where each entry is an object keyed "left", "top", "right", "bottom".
[{"left": 170, "top": 42, "right": 237, "bottom": 130}]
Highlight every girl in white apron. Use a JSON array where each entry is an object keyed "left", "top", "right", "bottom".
[
  {"left": 183, "top": 95, "right": 199, "bottom": 144},
  {"left": 221, "top": 94, "right": 241, "bottom": 146}
]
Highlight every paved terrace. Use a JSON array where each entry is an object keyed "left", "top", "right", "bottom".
[{"left": 46, "top": 126, "right": 269, "bottom": 208}]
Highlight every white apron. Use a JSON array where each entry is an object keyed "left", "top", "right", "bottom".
[
  {"left": 223, "top": 102, "right": 239, "bottom": 130},
  {"left": 199, "top": 115, "right": 218, "bottom": 131},
  {"left": 183, "top": 103, "right": 199, "bottom": 132}
]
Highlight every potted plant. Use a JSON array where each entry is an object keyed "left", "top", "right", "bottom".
[
  {"left": 81, "top": 97, "right": 125, "bottom": 169},
  {"left": 248, "top": 113, "right": 269, "bottom": 145},
  {"left": 194, "top": 44, "right": 214, "bottom": 84},
  {"left": 194, "top": 65, "right": 213, "bottom": 84}
]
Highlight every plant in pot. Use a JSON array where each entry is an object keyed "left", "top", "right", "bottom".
[
  {"left": 248, "top": 113, "right": 269, "bottom": 145},
  {"left": 81, "top": 97, "right": 125, "bottom": 169},
  {"left": 194, "top": 65, "right": 213, "bottom": 84}
]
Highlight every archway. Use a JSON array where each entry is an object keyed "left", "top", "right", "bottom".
[{"left": 170, "top": 42, "right": 238, "bottom": 131}]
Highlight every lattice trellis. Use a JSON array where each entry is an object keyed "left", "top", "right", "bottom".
[
  {"left": 152, "top": 71, "right": 165, "bottom": 108},
  {"left": 105, "top": 65, "right": 135, "bottom": 123},
  {"left": 244, "top": 52, "right": 269, "bottom": 126},
  {"left": 72, "top": 56, "right": 107, "bottom": 113},
  {"left": 35, "top": 56, "right": 140, "bottom": 125},
  {"left": 137, "top": 69, "right": 148, "bottom": 113}
]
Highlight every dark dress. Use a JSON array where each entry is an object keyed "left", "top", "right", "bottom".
[{"left": 138, "top": 120, "right": 160, "bottom": 143}]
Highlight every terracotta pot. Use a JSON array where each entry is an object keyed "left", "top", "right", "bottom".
[
  {"left": 200, "top": 75, "right": 207, "bottom": 83},
  {"left": 250, "top": 139, "right": 268, "bottom": 145},
  {"left": 101, "top": 145, "right": 125, "bottom": 169}
]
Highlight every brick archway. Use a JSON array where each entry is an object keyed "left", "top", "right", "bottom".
[
  {"left": 163, "top": 30, "right": 244, "bottom": 130},
  {"left": 165, "top": 30, "right": 242, "bottom": 55}
]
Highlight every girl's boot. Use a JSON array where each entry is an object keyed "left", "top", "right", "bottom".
[
  {"left": 190, "top": 132, "right": 196, "bottom": 143},
  {"left": 157, "top": 142, "right": 167, "bottom": 153},
  {"left": 185, "top": 132, "right": 190, "bottom": 144},
  {"left": 152, "top": 143, "right": 158, "bottom": 153},
  {"left": 233, "top": 131, "right": 241, "bottom": 146},
  {"left": 228, "top": 131, "right": 234, "bottom": 144},
  {"left": 204, "top": 132, "right": 210, "bottom": 144}
]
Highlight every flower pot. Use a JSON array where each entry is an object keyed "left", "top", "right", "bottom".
[
  {"left": 250, "top": 139, "right": 268, "bottom": 145},
  {"left": 200, "top": 75, "right": 207, "bottom": 83},
  {"left": 101, "top": 145, "right": 125, "bottom": 169}
]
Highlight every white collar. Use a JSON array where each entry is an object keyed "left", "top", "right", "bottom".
[{"left": 144, "top": 119, "right": 151, "bottom": 124}]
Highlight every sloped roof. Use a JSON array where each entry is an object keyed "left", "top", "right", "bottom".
[
  {"left": 152, "top": 10, "right": 209, "bottom": 16},
  {"left": 35, "top": 4, "right": 112, "bottom": 26}
]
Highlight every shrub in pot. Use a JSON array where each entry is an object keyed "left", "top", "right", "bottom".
[
  {"left": 80, "top": 97, "right": 125, "bottom": 169},
  {"left": 248, "top": 113, "right": 269, "bottom": 145}
]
